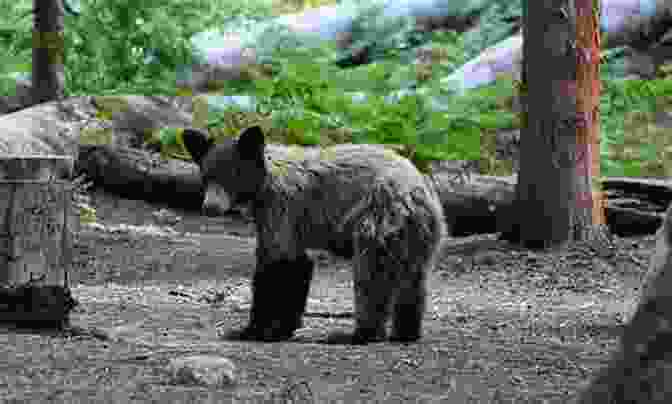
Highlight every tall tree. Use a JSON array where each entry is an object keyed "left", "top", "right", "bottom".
[
  {"left": 32, "top": 0, "right": 65, "bottom": 105},
  {"left": 502, "top": 0, "right": 606, "bottom": 249}
]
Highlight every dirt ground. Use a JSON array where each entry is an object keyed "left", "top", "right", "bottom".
[{"left": 0, "top": 189, "right": 657, "bottom": 403}]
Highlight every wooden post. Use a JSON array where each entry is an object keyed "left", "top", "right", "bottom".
[{"left": 0, "top": 155, "right": 76, "bottom": 329}]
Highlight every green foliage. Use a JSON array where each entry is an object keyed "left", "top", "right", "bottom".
[
  {"left": 205, "top": 37, "right": 480, "bottom": 173},
  {"left": 600, "top": 77, "right": 672, "bottom": 177},
  {"left": 0, "top": 0, "right": 32, "bottom": 86},
  {"left": 61, "top": 0, "right": 204, "bottom": 95},
  {"left": 1, "top": 0, "right": 669, "bottom": 178},
  {"left": 0, "top": 0, "right": 275, "bottom": 96},
  {"left": 152, "top": 127, "right": 194, "bottom": 161},
  {"left": 461, "top": 0, "right": 521, "bottom": 59}
]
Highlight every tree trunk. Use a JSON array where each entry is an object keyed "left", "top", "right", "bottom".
[
  {"left": 503, "top": 0, "right": 606, "bottom": 249},
  {"left": 0, "top": 156, "right": 77, "bottom": 328},
  {"left": 575, "top": 0, "right": 608, "bottom": 242},
  {"left": 32, "top": 0, "right": 65, "bottom": 105}
]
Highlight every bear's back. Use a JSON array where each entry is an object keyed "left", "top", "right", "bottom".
[
  {"left": 257, "top": 143, "right": 443, "bottom": 255},
  {"left": 265, "top": 143, "right": 424, "bottom": 193}
]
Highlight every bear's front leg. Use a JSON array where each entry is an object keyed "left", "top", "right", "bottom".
[
  {"left": 223, "top": 262, "right": 284, "bottom": 341},
  {"left": 224, "top": 254, "right": 314, "bottom": 342}
]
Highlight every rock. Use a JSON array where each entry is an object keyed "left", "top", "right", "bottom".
[
  {"left": 623, "top": 48, "right": 657, "bottom": 78},
  {"left": 166, "top": 355, "right": 237, "bottom": 387},
  {"left": 152, "top": 208, "right": 182, "bottom": 226}
]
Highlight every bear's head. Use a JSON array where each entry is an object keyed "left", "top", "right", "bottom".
[{"left": 183, "top": 126, "right": 267, "bottom": 216}]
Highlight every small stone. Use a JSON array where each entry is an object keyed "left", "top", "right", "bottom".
[{"left": 166, "top": 355, "right": 237, "bottom": 387}]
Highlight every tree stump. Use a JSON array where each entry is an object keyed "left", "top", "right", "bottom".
[{"left": 0, "top": 155, "right": 77, "bottom": 329}]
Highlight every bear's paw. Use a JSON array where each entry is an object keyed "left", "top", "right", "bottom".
[
  {"left": 222, "top": 326, "right": 294, "bottom": 343},
  {"left": 323, "top": 330, "right": 386, "bottom": 345}
]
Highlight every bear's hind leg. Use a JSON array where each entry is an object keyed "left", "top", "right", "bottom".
[
  {"left": 225, "top": 254, "right": 314, "bottom": 342},
  {"left": 326, "top": 243, "right": 396, "bottom": 344},
  {"left": 389, "top": 268, "right": 426, "bottom": 343}
]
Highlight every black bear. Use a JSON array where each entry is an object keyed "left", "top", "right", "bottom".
[
  {"left": 576, "top": 203, "right": 672, "bottom": 403},
  {"left": 183, "top": 125, "right": 446, "bottom": 344}
]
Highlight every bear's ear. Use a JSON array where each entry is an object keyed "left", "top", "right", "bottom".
[
  {"left": 182, "top": 128, "right": 214, "bottom": 164},
  {"left": 237, "top": 125, "right": 266, "bottom": 160}
]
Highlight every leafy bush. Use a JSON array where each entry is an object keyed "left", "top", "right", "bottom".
[
  {"left": 601, "top": 77, "right": 672, "bottom": 177},
  {"left": 2, "top": 0, "right": 671, "bottom": 177}
]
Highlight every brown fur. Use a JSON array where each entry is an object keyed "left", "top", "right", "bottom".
[
  {"left": 184, "top": 127, "right": 446, "bottom": 344},
  {"left": 576, "top": 204, "right": 672, "bottom": 403},
  {"left": 254, "top": 144, "right": 446, "bottom": 343}
]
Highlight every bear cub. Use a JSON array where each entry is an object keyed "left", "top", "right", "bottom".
[{"left": 183, "top": 125, "right": 446, "bottom": 344}]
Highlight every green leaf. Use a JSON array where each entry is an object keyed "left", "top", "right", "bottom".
[{"left": 79, "top": 127, "right": 114, "bottom": 145}]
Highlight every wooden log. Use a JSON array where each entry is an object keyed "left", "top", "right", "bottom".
[
  {"left": 76, "top": 144, "right": 205, "bottom": 211},
  {"left": 0, "top": 155, "right": 77, "bottom": 329},
  {"left": 75, "top": 143, "right": 672, "bottom": 238}
]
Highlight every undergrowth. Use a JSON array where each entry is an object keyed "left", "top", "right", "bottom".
[{"left": 0, "top": 0, "right": 671, "bottom": 177}]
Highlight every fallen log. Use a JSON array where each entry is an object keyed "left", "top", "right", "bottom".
[
  {"left": 433, "top": 173, "right": 516, "bottom": 236},
  {"left": 77, "top": 146, "right": 671, "bottom": 237},
  {"left": 76, "top": 145, "right": 204, "bottom": 211},
  {"left": 604, "top": 177, "right": 672, "bottom": 206}
]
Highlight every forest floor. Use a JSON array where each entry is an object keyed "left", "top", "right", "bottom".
[{"left": 0, "top": 189, "right": 655, "bottom": 403}]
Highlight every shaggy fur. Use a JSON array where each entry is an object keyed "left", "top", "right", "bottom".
[
  {"left": 228, "top": 254, "right": 314, "bottom": 342},
  {"left": 184, "top": 126, "right": 446, "bottom": 344},
  {"left": 576, "top": 204, "right": 672, "bottom": 403}
]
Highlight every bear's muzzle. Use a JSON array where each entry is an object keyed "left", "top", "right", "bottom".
[{"left": 202, "top": 183, "right": 233, "bottom": 217}]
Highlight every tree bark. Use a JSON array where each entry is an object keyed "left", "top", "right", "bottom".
[
  {"left": 0, "top": 156, "right": 77, "bottom": 328},
  {"left": 32, "top": 0, "right": 65, "bottom": 105},
  {"left": 576, "top": 0, "right": 609, "bottom": 244},
  {"left": 503, "top": 0, "right": 605, "bottom": 249}
]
